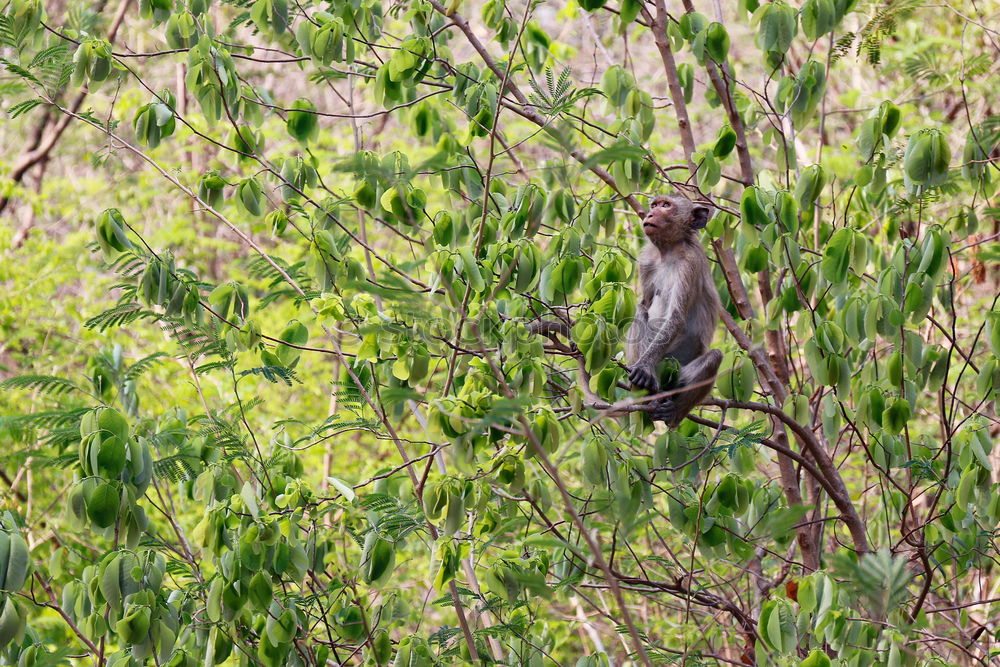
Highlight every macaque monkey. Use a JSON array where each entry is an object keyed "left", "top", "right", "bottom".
[{"left": 626, "top": 194, "right": 722, "bottom": 426}]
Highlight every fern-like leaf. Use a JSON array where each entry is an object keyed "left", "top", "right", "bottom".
[
  {"left": 0, "top": 15, "right": 15, "bottom": 47},
  {"left": 153, "top": 455, "right": 200, "bottom": 482},
  {"left": 239, "top": 366, "right": 301, "bottom": 385},
  {"left": 85, "top": 303, "right": 156, "bottom": 331},
  {"left": 0, "top": 58, "right": 42, "bottom": 85},
  {"left": 1, "top": 407, "right": 89, "bottom": 430},
  {"left": 7, "top": 99, "right": 41, "bottom": 118},
  {"left": 1, "top": 375, "right": 83, "bottom": 396},
  {"left": 124, "top": 352, "right": 170, "bottom": 381}
]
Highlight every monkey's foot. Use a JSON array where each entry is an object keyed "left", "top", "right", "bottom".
[
  {"left": 629, "top": 366, "right": 660, "bottom": 392},
  {"left": 649, "top": 399, "right": 677, "bottom": 424}
]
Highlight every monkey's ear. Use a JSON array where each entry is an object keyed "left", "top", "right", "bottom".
[{"left": 691, "top": 205, "right": 711, "bottom": 229}]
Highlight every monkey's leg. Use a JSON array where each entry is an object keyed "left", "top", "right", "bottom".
[{"left": 650, "top": 349, "right": 723, "bottom": 427}]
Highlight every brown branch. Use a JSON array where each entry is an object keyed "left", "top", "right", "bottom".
[
  {"left": 648, "top": 0, "right": 697, "bottom": 166},
  {"left": 426, "top": 0, "right": 644, "bottom": 215},
  {"left": 704, "top": 397, "right": 870, "bottom": 554},
  {"left": 33, "top": 573, "right": 101, "bottom": 655},
  {"left": 642, "top": 4, "right": 755, "bottom": 322},
  {"left": 678, "top": 0, "right": 753, "bottom": 185},
  {"left": 0, "top": 0, "right": 132, "bottom": 219},
  {"left": 659, "top": 0, "right": 842, "bottom": 563},
  {"left": 614, "top": 572, "right": 758, "bottom": 638},
  {"left": 578, "top": 398, "right": 843, "bottom": 506}
]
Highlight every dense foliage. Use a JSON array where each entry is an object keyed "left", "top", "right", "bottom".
[{"left": 1, "top": 0, "right": 999, "bottom": 664}]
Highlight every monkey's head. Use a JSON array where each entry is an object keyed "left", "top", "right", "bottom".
[{"left": 641, "top": 195, "right": 712, "bottom": 247}]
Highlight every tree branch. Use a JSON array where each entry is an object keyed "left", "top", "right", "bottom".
[{"left": 0, "top": 0, "right": 133, "bottom": 217}]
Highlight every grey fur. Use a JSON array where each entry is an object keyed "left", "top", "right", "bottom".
[{"left": 626, "top": 194, "right": 723, "bottom": 427}]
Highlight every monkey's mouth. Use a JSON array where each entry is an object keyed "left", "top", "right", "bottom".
[{"left": 642, "top": 221, "right": 658, "bottom": 231}]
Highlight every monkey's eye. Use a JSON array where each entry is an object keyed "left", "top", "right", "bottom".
[{"left": 663, "top": 200, "right": 673, "bottom": 209}]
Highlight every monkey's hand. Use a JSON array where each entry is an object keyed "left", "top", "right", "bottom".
[{"left": 629, "top": 364, "right": 660, "bottom": 393}]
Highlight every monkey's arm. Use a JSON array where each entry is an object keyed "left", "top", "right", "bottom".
[{"left": 628, "top": 310, "right": 685, "bottom": 392}]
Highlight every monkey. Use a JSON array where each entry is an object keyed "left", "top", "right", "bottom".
[{"left": 626, "top": 194, "right": 722, "bottom": 427}]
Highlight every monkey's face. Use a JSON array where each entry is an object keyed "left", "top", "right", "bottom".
[{"left": 641, "top": 195, "right": 711, "bottom": 247}]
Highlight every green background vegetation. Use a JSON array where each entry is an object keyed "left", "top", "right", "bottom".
[{"left": 1, "top": 0, "right": 999, "bottom": 664}]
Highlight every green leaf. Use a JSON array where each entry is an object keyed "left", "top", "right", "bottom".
[
  {"left": 904, "top": 128, "right": 951, "bottom": 186},
  {"left": 759, "top": 599, "right": 797, "bottom": 653},
  {"left": 619, "top": 0, "right": 641, "bottom": 25},
  {"left": 236, "top": 178, "right": 264, "bottom": 217},
  {"left": 704, "top": 22, "right": 730, "bottom": 62},
  {"left": 754, "top": 1, "right": 797, "bottom": 55},
  {"left": 276, "top": 320, "right": 308, "bottom": 368},
  {"left": 326, "top": 476, "right": 356, "bottom": 502},
  {"left": 696, "top": 150, "right": 721, "bottom": 189},
  {"left": 286, "top": 98, "right": 319, "bottom": 143},
  {"left": 265, "top": 604, "right": 297, "bottom": 644},
  {"left": 7, "top": 99, "right": 41, "bottom": 118},
  {"left": 882, "top": 397, "right": 911, "bottom": 435},
  {"left": 361, "top": 533, "right": 395, "bottom": 586},
  {"left": 87, "top": 482, "right": 120, "bottom": 528},
  {"left": 800, "top": 649, "right": 832, "bottom": 667},
  {"left": 801, "top": 0, "right": 837, "bottom": 40},
  {"left": 714, "top": 125, "right": 737, "bottom": 158},
  {"left": 795, "top": 164, "right": 827, "bottom": 209},
  {"left": 740, "top": 186, "right": 769, "bottom": 226},
  {"left": 820, "top": 228, "right": 854, "bottom": 283}
]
